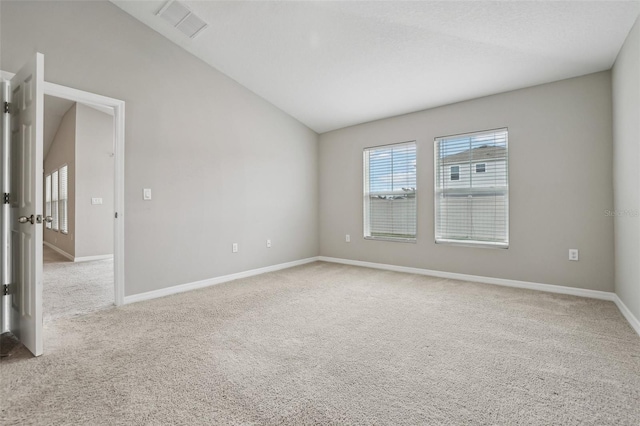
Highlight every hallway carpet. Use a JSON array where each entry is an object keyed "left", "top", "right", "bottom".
[
  {"left": 43, "top": 245, "right": 113, "bottom": 322},
  {"left": 1, "top": 262, "right": 639, "bottom": 425}
]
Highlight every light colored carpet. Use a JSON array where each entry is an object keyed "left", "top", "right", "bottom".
[
  {"left": 43, "top": 245, "right": 114, "bottom": 322},
  {"left": 1, "top": 261, "right": 639, "bottom": 425}
]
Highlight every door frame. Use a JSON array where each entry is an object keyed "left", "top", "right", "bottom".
[{"left": 43, "top": 82, "right": 125, "bottom": 306}]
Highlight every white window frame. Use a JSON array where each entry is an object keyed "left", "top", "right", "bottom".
[
  {"left": 363, "top": 141, "right": 417, "bottom": 242},
  {"left": 434, "top": 128, "right": 509, "bottom": 248}
]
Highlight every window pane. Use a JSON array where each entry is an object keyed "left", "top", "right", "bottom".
[
  {"left": 451, "top": 166, "right": 460, "bottom": 181},
  {"left": 435, "top": 129, "right": 508, "bottom": 247},
  {"left": 52, "top": 170, "right": 59, "bottom": 231},
  {"left": 363, "top": 142, "right": 417, "bottom": 241},
  {"left": 59, "top": 166, "right": 68, "bottom": 234},
  {"left": 45, "top": 174, "right": 52, "bottom": 229}
]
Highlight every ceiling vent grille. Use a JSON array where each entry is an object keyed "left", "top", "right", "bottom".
[{"left": 157, "top": 1, "right": 208, "bottom": 40}]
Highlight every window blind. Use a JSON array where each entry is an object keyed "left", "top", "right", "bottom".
[
  {"left": 363, "top": 141, "right": 416, "bottom": 241},
  {"left": 59, "top": 165, "right": 68, "bottom": 234},
  {"left": 45, "top": 174, "right": 52, "bottom": 229},
  {"left": 52, "top": 170, "right": 59, "bottom": 231},
  {"left": 434, "top": 129, "right": 508, "bottom": 247}
]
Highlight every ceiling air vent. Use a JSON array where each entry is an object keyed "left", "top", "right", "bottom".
[{"left": 157, "top": 0, "right": 208, "bottom": 40}]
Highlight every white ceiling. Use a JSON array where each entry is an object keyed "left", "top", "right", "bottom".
[{"left": 111, "top": 1, "right": 640, "bottom": 133}]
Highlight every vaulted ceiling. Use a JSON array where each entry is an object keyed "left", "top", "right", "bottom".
[{"left": 111, "top": 1, "right": 640, "bottom": 133}]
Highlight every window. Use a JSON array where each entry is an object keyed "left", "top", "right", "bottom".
[
  {"left": 451, "top": 166, "right": 460, "bottom": 181},
  {"left": 363, "top": 141, "right": 417, "bottom": 241},
  {"left": 45, "top": 174, "right": 52, "bottom": 229},
  {"left": 59, "top": 165, "right": 68, "bottom": 234},
  {"left": 434, "top": 128, "right": 508, "bottom": 248},
  {"left": 51, "top": 170, "right": 59, "bottom": 231}
]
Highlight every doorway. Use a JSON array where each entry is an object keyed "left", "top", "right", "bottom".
[
  {"left": 42, "top": 96, "right": 115, "bottom": 321},
  {"left": 42, "top": 82, "right": 125, "bottom": 309},
  {"left": 1, "top": 61, "right": 125, "bottom": 355}
]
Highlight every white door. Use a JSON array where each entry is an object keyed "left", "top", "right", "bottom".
[{"left": 6, "top": 53, "right": 44, "bottom": 356}]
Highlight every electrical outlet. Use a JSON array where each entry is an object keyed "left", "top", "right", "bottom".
[
  {"left": 345, "top": 234, "right": 351, "bottom": 243},
  {"left": 266, "top": 239, "right": 271, "bottom": 248},
  {"left": 569, "top": 249, "right": 579, "bottom": 261},
  {"left": 91, "top": 197, "right": 103, "bottom": 205},
  {"left": 232, "top": 243, "right": 238, "bottom": 253}
]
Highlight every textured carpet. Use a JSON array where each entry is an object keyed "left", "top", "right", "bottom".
[
  {"left": 1, "top": 262, "right": 639, "bottom": 425},
  {"left": 43, "top": 245, "right": 114, "bottom": 322}
]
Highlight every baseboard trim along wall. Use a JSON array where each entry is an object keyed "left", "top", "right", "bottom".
[
  {"left": 318, "top": 256, "right": 640, "bottom": 337},
  {"left": 43, "top": 241, "right": 74, "bottom": 261},
  {"left": 74, "top": 254, "right": 114, "bottom": 263},
  {"left": 121, "top": 253, "right": 639, "bottom": 337},
  {"left": 44, "top": 241, "right": 113, "bottom": 263},
  {"left": 123, "top": 257, "right": 320, "bottom": 305},
  {"left": 613, "top": 294, "right": 640, "bottom": 337}
]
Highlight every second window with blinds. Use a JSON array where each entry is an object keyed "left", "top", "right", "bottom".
[
  {"left": 434, "top": 128, "right": 509, "bottom": 248},
  {"left": 363, "top": 141, "right": 417, "bottom": 242}
]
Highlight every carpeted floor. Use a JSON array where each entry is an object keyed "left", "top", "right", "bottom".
[
  {"left": 1, "top": 262, "right": 639, "bottom": 425},
  {"left": 43, "top": 245, "right": 114, "bottom": 322}
]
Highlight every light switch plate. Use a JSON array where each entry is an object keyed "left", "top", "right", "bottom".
[{"left": 143, "top": 188, "right": 152, "bottom": 200}]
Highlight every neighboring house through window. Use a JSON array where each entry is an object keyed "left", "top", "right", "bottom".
[
  {"left": 363, "top": 141, "right": 417, "bottom": 241},
  {"left": 451, "top": 165, "right": 460, "bottom": 181},
  {"left": 434, "top": 128, "right": 509, "bottom": 247}
]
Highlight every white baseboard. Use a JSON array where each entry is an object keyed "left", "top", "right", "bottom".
[
  {"left": 124, "top": 256, "right": 320, "bottom": 305},
  {"left": 44, "top": 242, "right": 113, "bottom": 263},
  {"left": 121, "top": 253, "right": 640, "bottom": 338},
  {"left": 43, "top": 241, "right": 74, "bottom": 261},
  {"left": 613, "top": 295, "right": 640, "bottom": 336},
  {"left": 318, "top": 256, "right": 615, "bottom": 301},
  {"left": 318, "top": 256, "right": 640, "bottom": 336},
  {"left": 74, "top": 254, "right": 114, "bottom": 263}
]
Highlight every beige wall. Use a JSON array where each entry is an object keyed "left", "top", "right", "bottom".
[
  {"left": 75, "top": 103, "right": 114, "bottom": 258},
  {"left": 613, "top": 17, "right": 640, "bottom": 320},
  {"left": 320, "top": 72, "right": 614, "bottom": 292},
  {"left": 1, "top": 1, "right": 319, "bottom": 296},
  {"left": 44, "top": 103, "right": 76, "bottom": 257}
]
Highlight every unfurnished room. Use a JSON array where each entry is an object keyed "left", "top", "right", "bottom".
[{"left": 0, "top": 1, "right": 639, "bottom": 425}]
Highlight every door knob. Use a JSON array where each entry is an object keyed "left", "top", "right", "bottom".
[
  {"left": 18, "top": 215, "right": 35, "bottom": 224},
  {"left": 43, "top": 216, "right": 53, "bottom": 223}
]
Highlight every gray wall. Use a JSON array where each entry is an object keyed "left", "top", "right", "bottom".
[
  {"left": 320, "top": 72, "right": 614, "bottom": 292},
  {"left": 1, "top": 1, "right": 319, "bottom": 296},
  {"left": 613, "top": 17, "right": 640, "bottom": 319},
  {"left": 75, "top": 103, "right": 114, "bottom": 258},
  {"left": 44, "top": 103, "right": 76, "bottom": 257}
]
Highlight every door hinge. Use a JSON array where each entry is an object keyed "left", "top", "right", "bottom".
[
  {"left": 3, "top": 193, "right": 9, "bottom": 204},
  {"left": 2, "top": 284, "right": 10, "bottom": 296},
  {"left": 3, "top": 102, "right": 9, "bottom": 114}
]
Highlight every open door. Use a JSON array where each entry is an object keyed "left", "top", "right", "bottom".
[{"left": 3, "top": 53, "right": 45, "bottom": 356}]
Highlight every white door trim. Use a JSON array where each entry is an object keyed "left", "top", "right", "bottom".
[{"left": 42, "top": 82, "right": 125, "bottom": 306}]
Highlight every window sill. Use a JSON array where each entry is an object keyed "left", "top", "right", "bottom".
[
  {"left": 435, "top": 239, "right": 508, "bottom": 249},
  {"left": 365, "top": 236, "right": 417, "bottom": 244}
]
